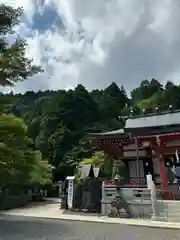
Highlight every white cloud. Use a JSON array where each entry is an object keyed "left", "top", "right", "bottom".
[{"left": 2, "top": 0, "right": 180, "bottom": 93}]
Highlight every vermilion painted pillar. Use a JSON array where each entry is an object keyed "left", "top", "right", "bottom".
[
  {"left": 156, "top": 136, "right": 170, "bottom": 200},
  {"left": 158, "top": 153, "right": 168, "bottom": 188},
  {"left": 158, "top": 153, "right": 171, "bottom": 200}
]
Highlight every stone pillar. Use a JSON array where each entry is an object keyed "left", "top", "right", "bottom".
[
  {"left": 101, "top": 181, "right": 106, "bottom": 215},
  {"left": 151, "top": 181, "right": 158, "bottom": 219}
]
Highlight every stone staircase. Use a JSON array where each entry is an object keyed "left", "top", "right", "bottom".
[
  {"left": 165, "top": 201, "right": 180, "bottom": 222},
  {"left": 151, "top": 200, "right": 180, "bottom": 222},
  {"left": 153, "top": 200, "right": 168, "bottom": 221}
]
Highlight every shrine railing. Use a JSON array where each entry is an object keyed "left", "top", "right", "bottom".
[{"left": 101, "top": 187, "right": 173, "bottom": 220}]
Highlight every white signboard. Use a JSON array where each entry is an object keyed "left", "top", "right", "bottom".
[
  {"left": 146, "top": 174, "right": 153, "bottom": 190},
  {"left": 66, "top": 176, "right": 75, "bottom": 209}
]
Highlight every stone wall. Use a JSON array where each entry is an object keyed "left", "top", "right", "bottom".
[
  {"left": 0, "top": 192, "right": 32, "bottom": 210},
  {"left": 0, "top": 188, "right": 47, "bottom": 210}
]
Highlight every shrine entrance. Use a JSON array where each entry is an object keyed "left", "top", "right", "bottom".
[{"left": 87, "top": 110, "right": 180, "bottom": 200}]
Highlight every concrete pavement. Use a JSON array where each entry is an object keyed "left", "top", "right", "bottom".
[
  {"left": 1, "top": 198, "right": 180, "bottom": 230},
  {"left": 1, "top": 216, "right": 179, "bottom": 240},
  {"left": 0, "top": 198, "right": 64, "bottom": 219},
  {"left": 60, "top": 214, "right": 180, "bottom": 230}
]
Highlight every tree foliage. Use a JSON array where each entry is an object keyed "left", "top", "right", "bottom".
[
  {"left": 2, "top": 78, "right": 180, "bottom": 180},
  {"left": 79, "top": 151, "right": 106, "bottom": 167},
  {"left": 1, "top": 77, "right": 180, "bottom": 180},
  {"left": 0, "top": 5, "right": 48, "bottom": 190},
  {"left": 0, "top": 4, "right": 43, "bottom": 86},
  {"left": 0, "top": 115, "right": 51, "bottom": 188}
]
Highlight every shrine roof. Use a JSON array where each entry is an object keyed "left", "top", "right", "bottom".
[
  {"left": 87, "top": 129, "right": 124, "bottom": 136},
  {"left": 125, "top": 110, "right": 180, "bottom": 130},
  {"left": 86, "top": 129, "right": 129, "bottom": 139},
  {"left": 87, "top": 110, "right": 180, "bottom": 140}
]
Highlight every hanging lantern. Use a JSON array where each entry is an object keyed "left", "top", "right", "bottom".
[
  {"left": 169, "top": 105, "right": 173, "bottom": 111},
  {"left": 142, "top": 141, "right": 150, "bottom": 147},
  {"left": 165, "top": 161, "right": 170, "bottom": 167},
  {"left": 130, "top": 108, "right": 133, "bottom": 116},
  {"left": 155, "top": 106, "right": 160, "bottom": 113},
  {"left": 156, "top": 135, "right": 161, "bottom": 146},
  {"left": 165, "top": 157, "right": 173, "bottom": 167}
]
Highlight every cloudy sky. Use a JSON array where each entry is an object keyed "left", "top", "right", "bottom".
[{"left": 2, "top": 0, "right": 180, "bottom": 93}]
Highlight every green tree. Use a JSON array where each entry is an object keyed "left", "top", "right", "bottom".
[
  {"left": 0, "top": 4, "right": 43, "bottom": 86},
  {"left": 79, "top": 151, "right": 106, "bottom": 167},
  {"left": 0, "top": 4, "right": 48, "bottom": 189},
  {"left": 98, "top": 82, "right": 128, "bottom": 119},
  {"left": 78, "top": 151, "right": 113, "bottom": 178},
  {"left": 2, "top": 77, "right": 180, "bottom": 180},
  {"left": 0, "top": 114, "right": 51, "bottom": 188}
]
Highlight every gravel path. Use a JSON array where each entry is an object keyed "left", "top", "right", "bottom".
[{"left": 0, "top": 215, "right": 179, "bottom": 240}]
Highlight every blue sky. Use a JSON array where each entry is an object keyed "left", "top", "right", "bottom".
[
  {"left": 2, "top": 0, "right": 180, "bottom": 93},
  {"left": 29, "top": 5, "right": 63, "bottom": 33}
]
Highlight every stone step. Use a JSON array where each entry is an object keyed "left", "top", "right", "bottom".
[
  {"left": 166, "top": 203, "right": 180, "bottom": 207},
  {"left": 166, "top": 205, "right": 179, "bottom": 208},
  {"left": 168, "top": 212, "right": 180, "bottom": 216},
  {"left": 167, "top": 218, "right": 180, "bottom": 222},
  {"left": 167, "top": 208, "right": 180, "bottom": 213},
  {"left": 151, "top": 216, "right": 168, "bottom": 221},
  {"left": 166, "top": 206, "right": 180, "bottom": 209},
  {"left": 168, "top": 211, "right": 180, "bottom": 214}
]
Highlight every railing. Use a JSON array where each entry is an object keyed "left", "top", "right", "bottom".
[{"left": 101, "top": 187, "right": 173, "bottom": 220}]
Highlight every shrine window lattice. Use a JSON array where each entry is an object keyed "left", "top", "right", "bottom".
[{"left": 128, "top": 160, "right": 145, "bottom": 184}]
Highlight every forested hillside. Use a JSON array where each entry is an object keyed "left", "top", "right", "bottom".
[{"left": 1, "top": 79, "right": 180, "bottom": 178}]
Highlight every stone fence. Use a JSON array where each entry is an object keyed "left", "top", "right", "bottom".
[
  {"left": 0, "top": 188, "right": 47, "bottom": 210},
  {"left": 0, "top": 192, "right": 31, "bottom": 210}
]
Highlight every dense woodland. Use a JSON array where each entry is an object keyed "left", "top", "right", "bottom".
[
  {"left": 1, "top": 79, "right": 180, "bottom": 180},
  {"left": 1, "top": 5, "right": 180, "bottom": 187},
  {"left": 0, "top": 5, "right": 49, "bottom": 190}
]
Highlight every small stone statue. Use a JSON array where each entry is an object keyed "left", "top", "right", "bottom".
[{"left": 109, "top": 175, "right": 131, "bottom": 218}]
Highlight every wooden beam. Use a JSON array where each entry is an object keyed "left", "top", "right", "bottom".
[
  {"left": 137, "top": 132, "right": 180, "bottom": 143},
  {"left": 95, "top": 143, "right": 123, "bottom": 159}
]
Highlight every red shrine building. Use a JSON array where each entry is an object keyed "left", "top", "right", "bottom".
[{"left": 87, "top": 110, "right": 180, "bottom": 199}]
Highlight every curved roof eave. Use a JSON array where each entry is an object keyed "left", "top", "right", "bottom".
[{"left": 86, "top": 129, "right": 131, "bottom": 139}]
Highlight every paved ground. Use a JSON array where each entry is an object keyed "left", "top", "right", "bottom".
[
  {"left": 0, "top": 198, "right": 64, "bottom": 218},
  {"left": 1, "top": 198, "right": 180, "bottom": 239},
  {"left": 0, "top": 215, "right": 179, "bottom": 240},
  {"left": 2, "top": 198, "right": 180, "bottom": 229}
]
